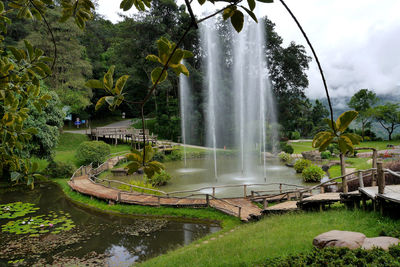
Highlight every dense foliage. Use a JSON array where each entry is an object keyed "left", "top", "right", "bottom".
[
  {"left": 293, "top": 159, "right": 311, "bottom": 173},
  {"left": 267, "top": 246, "right": 400, "bottom": 267},
  {"left": 75, "top": 141, "right": 110, "bottom": 166},
  {"left": 302, "top": 165, "right": 325, "bottom": 182},
  {"left": 44, "top": 160, "right": 75, "bottom": 178}
]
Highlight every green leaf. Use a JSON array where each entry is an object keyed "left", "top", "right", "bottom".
[
  {"left": 36, "top": 62, "right": 51, "bottom": 75},
  {"left": 169, "top": 49, "right": 184, "bottom": 65},
  {"left": 10, "top": 172, "right": 21, "bottom": 182},
  {"left": 223, "top": 7, "right": 236, "bottom": 20},
  {"left": 144, "top": 166, "right": 155, "bottom": 179},
  {"left": 182, "top": 50, "right": 194, "bottom": 59},
  {"left": 103, "top": 65, "right": 115, "bottom": 91},
  {"left": 324, "top": 118, "right": 337, "bottom": 132},
  {"left": 247, "top": 0, "right": 256, "bottom": 11},
  {"left": 151, "top": 67, "right": 167, "bottom": 85},
  {"left": 85, "top": 79, "right": 103, "bottom": 89},
  {"left": 256, "top": 0, "right": 273, "bottom": 3},
  {"left": 336, "top": 110, "right": 358, "bottom": 132},
  {"left": 114, "top": 75, "right": 129, "bottom": 94},
  {"left": 95, "top": 96, "right": 107, "bottom": 111},
  {"left": 148, "top": 161, "right": 165, "bottom": 173},
  {"left": 231, "top": 10, "right": 244, "bottom": 33},
  {"left": 144, "top": 145, "right": 155, "bottom": 163},
  {"left": 8, "top": 47, "right": 23, "bottom": 62},
  {"left": 338, "top": 135, "right": 354, "bottom": 154},
  {"left": 24, "top": 40, "right": 34, "bottom": 61},
  {"left": 146, "top": 54, "right": 160, "bottom": 63},
  {"left": 126, "top": 162, "right": 140, "bottom": 174},
  {"left": 241, "top": 6, "right": 258, "bottom": 23},
  {"left": 198, "top": 0, "right": 206, "bottom": 5}
]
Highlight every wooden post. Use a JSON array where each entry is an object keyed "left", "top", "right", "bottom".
[
  {"left": 212, "top": 187, "right": 215, "bottom": 197},
  {"left": 299, "top": 192, "right": 304, "bottom": 202},
  {"left": 377, "top": 162, "right": 385, "bottom": 194},
  {"left": 117, "top": 191, "right": 121, "bottom": 202},
  {"left": 243, "top": 185, "right": 247, "bottom": 198},
  {"left": 358, "top": 171, "right": 364, "bottom": 188},
  {"left": 238, "top": 207, "right": 242, "bottom": 219},
  {"left": 263, "top": 198, "right": 268, "bottom": 209},
  {"left": 206, "top": 194, "right": 210, "bottom": 207},
  {"left": 158, "top": 196, "right": 161, "bottom": 206},
  {"left": 251, "top": 191, "right": 254, "bottom": 198},
  {"left": 320, "top": 185, "right": 325, "bottom": 194},
  {"left": 107, "top": 181, "right": 111, "bottom": 188},
  {"left": 340, "top": 153, "right": 348, "bottom": 193},
  {"left": 130, "top": 185, "right": 133, "bottom": 192},
  {"left": 279, "top": 184, "right": 282, "bottom": 194}
]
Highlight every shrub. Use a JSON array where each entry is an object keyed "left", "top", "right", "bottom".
[
  {"left": 45, "top": 161, "right": 75, "bottom": 178},
  {"left": 145, "top": 170, "right": 171, "bottom": 186},
  {"left": 302, "top": 165, "right": 325, "bottom": 182},
  {"left": 75, "top": 141, "right": 110, "bottom": 166},
  {"left": 152, "top": 151, "right": 166, "bottom": 162},
  {"left": 320, "top": 151, "right": 331, "bottom": 159},
  {"left": 165, "top": 149, "right": 183, "bottom": 161},
  {"left": 291, "top": 131, "right": 300, "bottom": 140},
  {"left": 118, "top": 180, "right": 160, "bottom": 195},
  {"left": 280, "top": 142, "right": 294, "bottom": 154},
  {"left": 293, "top": 159, "right": 311, "bottom": 173},
  {"left": 267, "top": 246, "right": 400, "bottom": 266},
  {"left": 327, "top": 143, "right": 340, "bottom": 155},
  {"left": 279, "top": 152, "right": 291, "bottom": 162}
]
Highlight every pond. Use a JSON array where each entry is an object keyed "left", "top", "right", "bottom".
[
  {"left": 0, "top": 183, "right": 220, "bottom": 266},
  {"left": 109, "top": 156, "right": 306, "bottom": 197}
]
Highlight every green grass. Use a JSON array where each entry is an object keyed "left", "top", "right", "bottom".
[
  {"left": 328, "top": 157, "right": 372, "bottom": 178},
  {"left": 141, "top": 208, "right": 400, "bottom": 267},
  {"left": 290, "top": 140, "right": 400, "bottom": 154},
  {"left": 54, "top": 178, "right": 239, "bottom": 229}
]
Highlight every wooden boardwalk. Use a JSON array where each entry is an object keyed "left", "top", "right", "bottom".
[{"left": 68, "top": 175, "right": 261, "bottom": 222}]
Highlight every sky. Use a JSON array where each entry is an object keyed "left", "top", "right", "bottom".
[{"left": 96, "top": 0, "right": 400, "bottom": 99}]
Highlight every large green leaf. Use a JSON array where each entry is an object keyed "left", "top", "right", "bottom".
[
  {"left": 151, "top": 67, "right": 167, "bottom": 84},
  {"left": 338, "top": 135, "right": 354, "bottom": 154},
  {"left": 95, "top": 96, "right": 107, "bottom": 111},
  {"left": 146, "top": 54, "right": 160, "bottom": 63},
  {"left": 144, "top": 166, "right": 155, "bottom": 179},
  {"left": 103, "top": 65, "right": 115, "bottom": 92},
  {"left": 144, "top": 145, "right": 154, "bottom": 163},
  {"left": 126, "top": 162, "right": 140, "bottom": 175},
  {"left": 85, "top": 79, "right": 104, "bottom": 89},
  {"left": 312, "top": 131, "right": 333, "bottom": 148},
  {"left": 126, "top": 151, "right": 142, "bottom": 162},
  {"left": 120, "top": 0, "right": 134, "bottom": 11},
  {"left": 114, "top": 75, "right": 129, "bottom": 94},
  {"left": 231, "top": 10, "right": 244, "bottom": 33},
  {"left": 169, "top": 49, "right": 184, "bottom": 65},
  {"left": 148, "top": 161, "right": 165, "bottom": 173},
  {"left": 241, "top": 6, "right": 258, "bottom": 23},
  {"left": 341, "top": 133, "right": 362, "bottom": 146},
  {"left": 336, "top": 110, "right": 358, "bottom": 132},
  {"left": 247, "top": 0, "right": 256, "bottom": 11},
  {"left": 323, "top": 118, "right": 337, "bottom": 132}
]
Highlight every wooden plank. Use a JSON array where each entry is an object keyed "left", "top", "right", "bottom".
[{"left": 264, "top": 201, "right": 298, "bottom": 211}]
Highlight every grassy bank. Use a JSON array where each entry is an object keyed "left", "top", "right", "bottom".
[
  {"left": 141, "top": 208, "right": 400, "bottom": 267},
  {"left": 54, "top": 178, "right": 239, "bottom": 229}
]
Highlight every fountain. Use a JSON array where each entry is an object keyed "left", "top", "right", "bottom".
[{"left": 194, "top": 17, "right": 277, "bottom": 181}]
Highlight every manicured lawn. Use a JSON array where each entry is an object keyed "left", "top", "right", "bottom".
[
  {"left": 141, "top": 208, "right": 400, "bottom": 267},
  {"left": 290, "top": 140, "right": 400, "bottom": 155},
  {"left": 62, "top": 116, "right": 130, "bottom": 130},
  {"left": 328, "top": 157, "right": 372, "bottom": 178}
]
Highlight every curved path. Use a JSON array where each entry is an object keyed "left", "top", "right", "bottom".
[{"left": 68, "top": 174, "right": 261, "bottom": 222}]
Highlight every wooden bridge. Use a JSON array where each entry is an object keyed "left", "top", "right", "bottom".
[
  {"left": 87, "top": 127, "right": 158, "bottom": 146},
  {"left": 68, "top": 153, "right": 400, "bottom": 222}
]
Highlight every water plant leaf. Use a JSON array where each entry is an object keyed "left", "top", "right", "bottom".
[
  {"left": 0, "top": 202, "right": 39, "bottom": 219},
  {"left": 231, "top": 10, "right": 244, "bottom": 33}
]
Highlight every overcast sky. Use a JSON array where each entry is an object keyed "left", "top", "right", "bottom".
[{"left": 97, "top": 0, "right": 400, "bottom": 99}]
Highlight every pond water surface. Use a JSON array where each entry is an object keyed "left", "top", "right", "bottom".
[{"left": 0, "top": 183, "right": 220, "bottom": 266}]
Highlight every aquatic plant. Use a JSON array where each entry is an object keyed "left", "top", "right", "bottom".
[
  {"left": 1, "top": 211, "right": 75, "bottom": 237},
  {"left": 0, "top": 202, "right": 39, "bottom": 219}
]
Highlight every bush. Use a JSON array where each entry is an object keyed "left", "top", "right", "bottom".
[
  {"left": 267, "top": 246, "right": 400, "bottom": 266},
  {"left": 302, "top": 165, "right": 325, "bottom": 182},
  {"left": 320, "top": 151, "right": 332, "bottom": 159},
  {"left": 279, "top": 152, "right": 291, "bottom": 162},
  {"left": 280, "top": 142, "right": 294, "bottom": 154},
  {"left": 291, "top": 131, "right": 300, "bottom": 140},
  {"left": 145, "top": 170, "right": 171, "bottom": 186},
  {"left": 152, "top": 151, "right": 166, "bottom": 162},
  {"left": 293, "top": 159, "right": 311, "bottom": 173},
  {"left": 45, "top": 161, "right": 75, "bottom": 178},
  {"left": 327, "top": 143, "right": 340, "bottom": 155},
  {"left": 75, "top": 141, "right": 110, "bottom": 166},
  {"left": 118, "top": 180, "right": 160, "bottom": 195},
  {"left": 165, "top": 149, "right": 183, "bottom": 161}
]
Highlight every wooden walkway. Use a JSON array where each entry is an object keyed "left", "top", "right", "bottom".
[{"left": 68, "top": 175, "right": 261, "bottom": 222}]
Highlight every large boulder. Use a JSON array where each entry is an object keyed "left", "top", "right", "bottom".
[
  {"left": 301, "top": 150, "right": 321, "bottom": 161},
  {"left": 313, "top": 230, "right": 366, "bottom": 249},
  {"left": 362, "top": 237, "right": 400, "bottom": 250}
]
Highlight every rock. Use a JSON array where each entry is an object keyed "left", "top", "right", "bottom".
[
  {"left": 301, "top": 151, "right": 321, "bottom": 161},
  {"left": 362, "top": 237, "right": 400, "bottom": 250},
  {"left": 264, "top": 152, "right": 275, "bottom": 158},
  {"left": 313, "top": 230, "right": 366, "bottom": 249}
]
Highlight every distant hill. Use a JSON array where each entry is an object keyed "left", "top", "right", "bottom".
[{"left": 315, "top": 93, "right": 400, "bottom": 139}]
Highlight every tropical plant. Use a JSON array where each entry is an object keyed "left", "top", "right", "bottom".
[
  {"left": 145, "top": 170, "right": 171, "bottom": 186},
  {"left": 75, "top": 141, "right": 110, "bottom": 166},
  {"left": 125, "top": 145, "right": 165, "bottom": 179},
  {"left": 312, "top": 111, "right": 362, "bottom": 190},
  {"left": 293, "top": 159, "right": 311, "bottom": 173},
  {"left": 302, "top": 165, "right": 325, "bottom": 183}
]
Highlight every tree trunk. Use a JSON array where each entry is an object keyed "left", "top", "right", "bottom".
[{"left": 141, "top": 105, "right": 146, "bottom": 167}]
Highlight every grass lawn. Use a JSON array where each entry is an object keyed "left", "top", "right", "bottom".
[
  {"left": 290, "top": 140, "right": 400, "bottom": 154},
  {"left": 62, "top": 116, "right": 130, "bottom": 130},
  {"left": 141, "top": 208, "right": 400, "bottom": 267}
]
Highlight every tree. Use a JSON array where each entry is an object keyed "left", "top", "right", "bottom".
[
  {"left": 312, "top": 111, "right": 362, "bottom": 192},
  {"left": 370, "top": 103, "right": 400, "bottom": 141},
  {"left": 348, "top": 89, "right": 378, "bottom": 140}
]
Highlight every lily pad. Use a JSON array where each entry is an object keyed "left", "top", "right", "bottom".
[{"left": 0, "top": 202, "right": 39, "bottom": 219}]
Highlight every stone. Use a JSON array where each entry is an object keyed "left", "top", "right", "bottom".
[
  {"left": 313, "top": 230, "right": 366, "bottom": 249},
  {"left": 301, "top": 150, "right": 321, "bottom": 161},
  {"left": 362, "top": 237, "right": 400, "bottom": 250}
]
